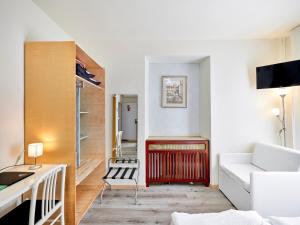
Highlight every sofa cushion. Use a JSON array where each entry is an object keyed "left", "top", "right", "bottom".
[
  {"left": 252, "top": 143, "right": 300, "bottom": 172},
  {"left": 220, "top": 163, "right": 264, "bottom": 192}
]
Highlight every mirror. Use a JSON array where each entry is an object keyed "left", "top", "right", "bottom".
[{"left": 112, "top": 94, "right": 138, "bottom": 159}]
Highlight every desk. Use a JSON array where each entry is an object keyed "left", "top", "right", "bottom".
[{"left": 0, "top": 164, "right": 63, "bottom": 208}]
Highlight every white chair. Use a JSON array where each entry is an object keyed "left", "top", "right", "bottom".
[{"left": 0, "top": 165, "right": 66, "bottom": 225}]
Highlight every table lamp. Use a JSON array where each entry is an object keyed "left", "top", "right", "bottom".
[{"left": 28, "top": 143, "right": 43, "bottom": 170}]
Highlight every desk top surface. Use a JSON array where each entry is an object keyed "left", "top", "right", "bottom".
[{"left": 0, "top": 164, "right": 64, "bottom": 208}]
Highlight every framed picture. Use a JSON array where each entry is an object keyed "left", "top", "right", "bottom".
[{"left": 161, "top": 76, "right": 187, "bottom": 108}]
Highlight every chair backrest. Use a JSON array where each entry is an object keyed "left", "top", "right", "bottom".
[
  {"left": 252, "top": 143, "right": 300, "bottom": 172},
  {"left": 29, "top": 165, "right": 66, "bottom": 225}
]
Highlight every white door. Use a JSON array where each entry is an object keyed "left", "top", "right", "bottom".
[{"left": 122, "top": 103, "right": 137, "bottom": 141}]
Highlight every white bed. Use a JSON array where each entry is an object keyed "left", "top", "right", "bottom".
[{"left": 171, "top": 210, "right": 300, "bottom": 225}]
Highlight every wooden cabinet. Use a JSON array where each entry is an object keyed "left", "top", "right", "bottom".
[
  {"left": 24, "top": 41, "right": 105, "bottom": 225},
  {"left": 146, "top": 137, "right": 209, "bottom": 187}
]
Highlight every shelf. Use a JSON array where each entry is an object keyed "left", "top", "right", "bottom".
[
  {"left": 76, "top": 75, "right": 103, "bottom": 90},
  {"left": 76, "top": 161, "right": 105, "bottom": 224},
  {"left": 76, "top": 158, "right": 103, "bottom": 185},
  {"left": 76, "top": 185, "right": 102, "bottom": 224},
  {"left": 80, "top": 111, "right": 89, "bottom": 114},
  {"left": 80, "top": 135, "right": 88, "bottom": 141}
]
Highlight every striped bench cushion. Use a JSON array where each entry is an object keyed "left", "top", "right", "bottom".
[
  {"left": 115, "top": 159, "right": 138, "bottom": 163},
  {"left": 103, "top": 167, "right": 137, "bottom": 180}
]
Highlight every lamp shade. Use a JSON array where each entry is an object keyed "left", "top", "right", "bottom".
[{"left": 28, "top": 143, "right": 43, "bottom": 158}]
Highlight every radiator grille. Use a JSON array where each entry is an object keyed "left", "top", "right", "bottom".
[{"left": 146, "top": 140, "right": 209, "bottom": 186}]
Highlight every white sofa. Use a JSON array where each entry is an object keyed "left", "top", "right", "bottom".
[{"left": 219, "top": 142, "right": 300, "bottom": 217}]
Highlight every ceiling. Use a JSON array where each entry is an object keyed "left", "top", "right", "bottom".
[{"left": 34, "top": 0, "right": 300, "bottom": 40}]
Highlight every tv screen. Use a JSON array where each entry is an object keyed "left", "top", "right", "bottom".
[{"left": 256, "top": 60, "right": 300, "bottom": 89}]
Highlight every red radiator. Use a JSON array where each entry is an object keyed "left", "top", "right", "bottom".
[{"left": 146, "top": 139, "right": 209, "bottom": 187}]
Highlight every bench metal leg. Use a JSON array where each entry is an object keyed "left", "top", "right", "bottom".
[
  {"left": 100, "top": 182, "right": 108, "bottom": 204},
  {"left": 134, "top": 179, "right": 138, "bottom": 205}
]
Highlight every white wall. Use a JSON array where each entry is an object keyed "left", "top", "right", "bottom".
[
  {"left": 289, "top": 27, "right": 300, "bottom": 150},
  {"left": 0, "top": 0, "right": 71, "bottom": 170},
  {"left": 76, "top": 39, "right": 281, "bottom": 185},
  {"left": 149, "top": 63, "right": 201, "bottom": 136},
  {"left": 199, "top": 57, "right": 211, "bottom": 139}
]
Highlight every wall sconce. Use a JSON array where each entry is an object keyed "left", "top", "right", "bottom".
[
  {"left": 272, "top": 107, "right": 280, "bottom": 117},
  {"left": 28, "top": 143, "right": 43, "bottom": 170},
  {"left": 272, "top": 87, "right": 288, "bottom": 146}
]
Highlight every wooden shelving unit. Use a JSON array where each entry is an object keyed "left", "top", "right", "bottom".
[
  {"left": 75, "top": 75, "right": 103, "bottom": 90},
  {"left": 76, "top": 158, "right": 103, "bottom": 185},
  {"left": 80, "top": 135, "right": 89, "bottom": 141},
  {"left": 76, "top": 161, "right": 105, "bottom": 222},
  {"left": 24, "top": 41, "right": 105, "bottom": 225}
]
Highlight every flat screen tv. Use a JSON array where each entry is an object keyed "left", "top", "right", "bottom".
[{"left": 256, "top": 60, "right": 300, "bottom": 89}]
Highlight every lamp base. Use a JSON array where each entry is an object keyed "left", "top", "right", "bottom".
[{"left": 29, "top": 164, "right": 42, "bottom": 170}]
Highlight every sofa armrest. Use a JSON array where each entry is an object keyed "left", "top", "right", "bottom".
[
  {"left": 219, "top": 153, "right": 253, "bottom": 165},
  {"left": 251, "top": 172, "right": 300, "bottom": 217}
]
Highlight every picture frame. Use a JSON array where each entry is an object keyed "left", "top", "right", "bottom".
[{"left": 161, "top": 76, "right": 187, "bottom": 108}]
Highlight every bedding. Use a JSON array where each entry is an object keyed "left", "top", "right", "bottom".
[
  {"left": 171, "top": 209, "right": 270, "bottom": 225},
  {"left": 268, "top": 216, "right": 300, "bottom": 225}
]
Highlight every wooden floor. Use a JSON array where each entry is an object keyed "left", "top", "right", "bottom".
[{"left": 80, "top": 184, "right": 234, "bottom": 225}]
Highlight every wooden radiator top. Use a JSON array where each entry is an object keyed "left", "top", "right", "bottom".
[{"left": 147, "top": 136, "right": 208, "bottom": 141}]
